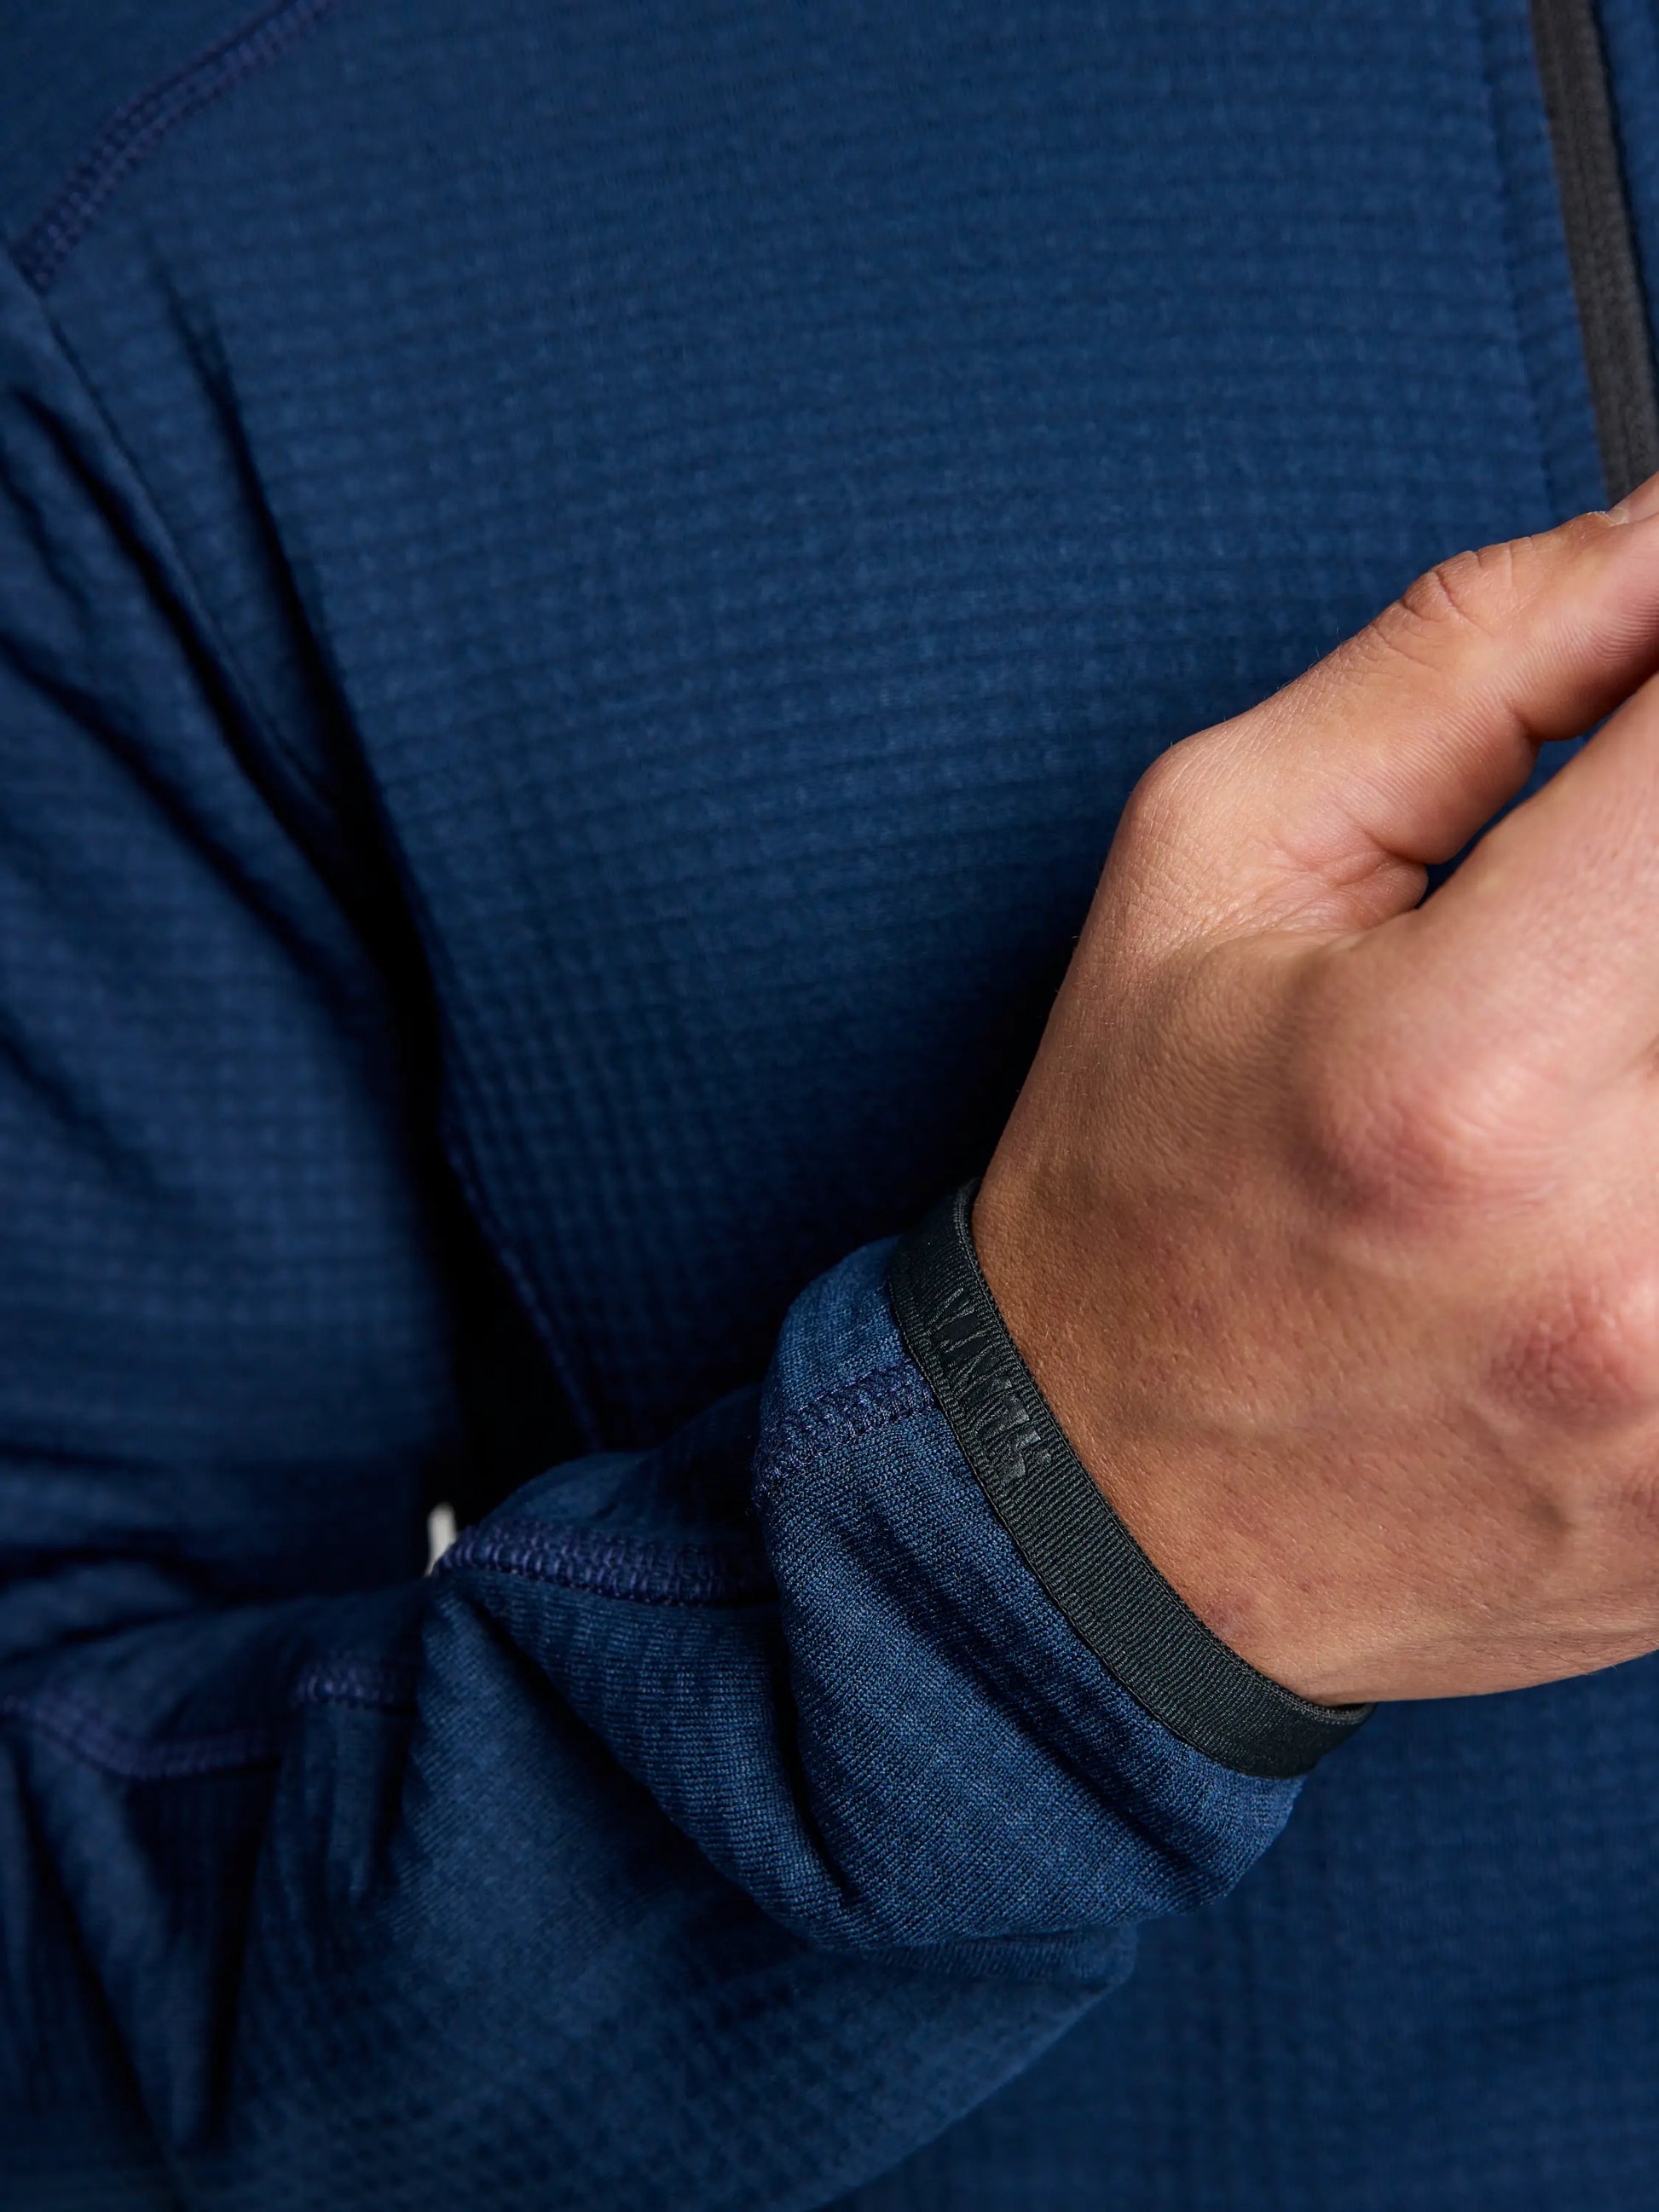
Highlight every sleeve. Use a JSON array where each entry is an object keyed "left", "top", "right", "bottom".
[{"left": 0, "top": 266, "right": 1305, "bottom": 2212}]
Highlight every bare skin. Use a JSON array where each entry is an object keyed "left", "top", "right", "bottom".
[{"left": 974, "top": 471, "right": 1659, "bottom": 1708}]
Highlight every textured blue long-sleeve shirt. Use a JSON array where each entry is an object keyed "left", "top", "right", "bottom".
[{"left": 4, "top": 2, "right": 1659, "bottom": 2205}]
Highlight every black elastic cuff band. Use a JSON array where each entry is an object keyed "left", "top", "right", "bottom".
[{"left": 887, "top": 1182, "right": 1372, "bottom": 1781}]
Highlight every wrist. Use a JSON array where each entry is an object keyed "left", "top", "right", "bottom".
[
  {"left": 971, "top": 1152, "right": 1371, "bottom": 1711},
  {"left": 890, "top": 1179, "right": 1373, "bottom": 1776}
]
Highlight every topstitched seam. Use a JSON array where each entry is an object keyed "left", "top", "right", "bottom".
[
  {"left": 13, "top": 0, "right": 349, "bottom": 292},
  {"left": 438, "top": 1521, "right": 776, "bottom": 1607},
  {"left": 0, "top": 1366, "right": 934, "bottom": 1773},
  {"left": 750, "top": 1358, "right": 935, "bottom": 1518},
  {"left": 433, "top": 1361, "right": 936, "bottom": 1598}
]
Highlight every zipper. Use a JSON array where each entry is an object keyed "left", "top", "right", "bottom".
[{"left": 1529, "top": 0, "right": 1659, "bottom": 501}]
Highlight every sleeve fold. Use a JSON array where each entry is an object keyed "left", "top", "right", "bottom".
[{"left": 0, "top": 262, "right": 1300, "bottom": 2212}]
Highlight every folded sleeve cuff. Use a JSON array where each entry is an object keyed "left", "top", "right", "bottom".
[{"left": 888, "top": 1182, "right": 1373, "bottom": 1781}]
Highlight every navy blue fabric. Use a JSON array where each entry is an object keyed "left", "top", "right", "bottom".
[{"left": 0, "top": 2, "right": 1655, "bottom": 2205}]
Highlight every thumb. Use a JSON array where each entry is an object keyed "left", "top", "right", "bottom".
[{"left": 1119, "top": 477, "right": 1659, "bottom": 940}]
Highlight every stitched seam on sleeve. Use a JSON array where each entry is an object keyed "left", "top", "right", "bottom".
[
  {"left": 750, "top": 1360, "right": 935, "bottom": 1518},
  {"left": 0, "top": 1363, "right": 936, "bottom": 1773},
  {"left": 438, "top": 1364, "right": 935, "bottom": 1604},
  {"left": 14, "top": 0, "right": 350, "bottom": 292},
  {"left": 436, "top": 1521, "right": 776, "bottom": 1607}
]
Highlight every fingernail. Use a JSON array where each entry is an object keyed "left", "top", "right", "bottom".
[{"left": 1609, "top": 470, "right": 1659, "bottom": 522}]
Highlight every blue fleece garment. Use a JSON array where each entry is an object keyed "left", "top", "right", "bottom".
[{"left": 0, "top": 2, "right": 1656, "bottom": 2206}]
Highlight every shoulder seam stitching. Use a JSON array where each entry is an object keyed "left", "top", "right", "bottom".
[{"left": 13, "top": 0, "right": 349, "bottom": 292}]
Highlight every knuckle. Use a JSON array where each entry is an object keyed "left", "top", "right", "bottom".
[
  {"left": 1117, "top": 735, "right": 1211, "bottom": 850},
  {"left": 1290, "top": 1031, "right": 1526, "bottom": 1220},
  {"left": 1495, "top": 1266, "right": 1659, "bottom": 1426},
  {"left": 1370, "top": 542, "right": 1519, "bottom": 672}
]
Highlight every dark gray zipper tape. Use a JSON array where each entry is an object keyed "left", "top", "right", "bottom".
[
  {"left": 1531, "top": 0, "right": 1659, "bottom": 501},
  {"left": 888, "top": 1183, "right": 1373, "bottom": 1781}
]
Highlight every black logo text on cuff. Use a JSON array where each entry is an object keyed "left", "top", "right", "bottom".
[{"left": 887, "top": 1182, "right": 1372, "bottom": 1782}]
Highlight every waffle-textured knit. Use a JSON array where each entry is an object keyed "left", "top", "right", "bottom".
[{"left": 3, "top": 2, "right": 1658, "bottom": 2206}]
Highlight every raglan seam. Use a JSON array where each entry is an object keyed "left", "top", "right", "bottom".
[{"left": 12, "top": 0, "right": 350, "bottom": 293}]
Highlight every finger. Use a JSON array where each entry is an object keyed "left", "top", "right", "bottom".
[{"left": 1124, "top": 479, "right": 1659, "bottom": 939}]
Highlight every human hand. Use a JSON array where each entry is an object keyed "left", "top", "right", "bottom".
[{"left": 974, "top": 481, "right": 1659, "bottom": 1706}]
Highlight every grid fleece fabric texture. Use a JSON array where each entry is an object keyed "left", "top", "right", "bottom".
[{"left": 2, "top": 1, "right": 1658, "bottom": 2208}]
